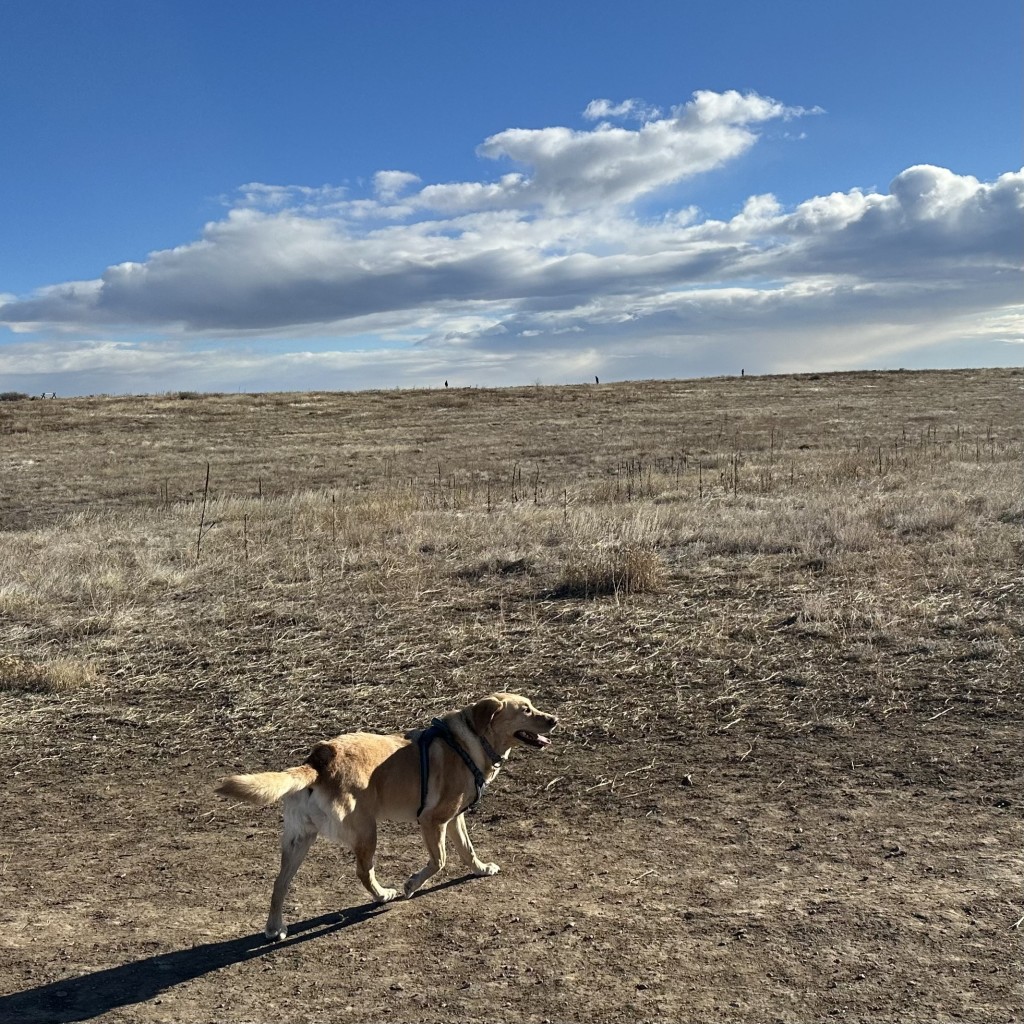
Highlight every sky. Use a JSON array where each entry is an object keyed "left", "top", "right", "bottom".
[{"left": 1, "top": 1, "right": 1021, "bottom": 396}]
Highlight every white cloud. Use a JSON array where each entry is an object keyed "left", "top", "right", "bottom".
[
  {"left": 472, "top": 90, "right": 797, "bottom": 212},
  {"left": 582, "top": 98, "right": 662, "bottom": 122},
  {"left": 373, "top": 170, "right": 421, "bottom": 201},
  {"left": 235, "top": 182, "right": 348, "bottom": 212},
  {"left": 0, "top": 90, "right": 1020, "bottom": 395}
]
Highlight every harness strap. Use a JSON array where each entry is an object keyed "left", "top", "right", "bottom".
[
  {"left": 476, "top": 731, "right": 505, "bottom": 770},
  {"left": 416, "top": 717, "right": 501, "bottom": 818},
  {"left": 417, "top": 723, "right": 442, "bottom": 818}
]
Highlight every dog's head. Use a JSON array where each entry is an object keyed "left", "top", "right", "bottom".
[{"left": 469, "top": 692, "right": 558, "bottom": 752}]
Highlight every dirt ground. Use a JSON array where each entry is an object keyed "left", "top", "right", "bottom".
[
  {"left": 1, "top": 691, "right": 1020, "bottom": 1022},
  {"left": 0, "top": 372, "right": 1021, "bottom": 1022}
]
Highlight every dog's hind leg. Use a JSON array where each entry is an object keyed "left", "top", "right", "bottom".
[
  {"left": 403, "top": 816, "right": 449, "bottom": 898},
  {"left": 350, "top": 815, "right": 399, "bottom": 904},
  {"left": 451, "top": 813, "right": 499, "bottom": 877},
  {"left": 265, "top": 827, "right": 316, "bottom": 941}
]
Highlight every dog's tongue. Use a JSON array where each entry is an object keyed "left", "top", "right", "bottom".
[{"left": 516, "top": 730, "right": 551, "bottom": 747}]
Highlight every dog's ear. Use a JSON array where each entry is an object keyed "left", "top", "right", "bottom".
[{"left": 469, "top": 695, "right": 504, "bottom": 735}]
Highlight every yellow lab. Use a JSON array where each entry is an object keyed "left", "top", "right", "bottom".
[{"left": 217, "top": 692, "right": 558, "bottom": 940}]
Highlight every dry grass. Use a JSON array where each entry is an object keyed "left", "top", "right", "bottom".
[
  {"left": 0, "top": 654, "right": 100, "bottom": 693},
  {"left": 1, "top": 367, "right": 1021, "bottom": 1024},
  {"left": 0, "top": 367, "right": 1020, "bottom": 759},
  {"left": 554, "top": 542, "right": 666, "bottom": 598}
]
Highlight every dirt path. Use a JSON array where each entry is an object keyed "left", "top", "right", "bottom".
[{"left": 1, "top": 719, "right": 1019, "bottom": 1023}]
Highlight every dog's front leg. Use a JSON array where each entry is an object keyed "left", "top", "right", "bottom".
[
  {"left": 403, "top": 817, "right": 448, "bottom": 898},
  {"left": 452, "top": 813, "right": 499, "bottom": 877}
]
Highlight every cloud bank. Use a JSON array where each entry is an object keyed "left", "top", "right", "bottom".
[{"left": 1, "top": 90, "right": 1021, "bottom": 394}]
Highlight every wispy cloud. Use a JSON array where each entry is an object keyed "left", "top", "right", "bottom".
[
  {"left": 373, "top": 170, "right": 422, "bottom": 201},
  {"left": 1, "top": 90, "right": 1020, "bottom": 394},
  {"left": 582, "top": 98, "right": 663, "bottom": 122}
]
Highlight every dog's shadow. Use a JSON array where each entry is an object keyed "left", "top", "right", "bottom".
[{"left": 0, "top": 876, "right": 474, "bottom": 1024}]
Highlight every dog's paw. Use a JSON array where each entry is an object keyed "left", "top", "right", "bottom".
[
  {"left": 375, "top": 887, "right": 400, "bottom": 904},
  {"left": 474, "top": 861, "right": 500, "bottom": 877}
]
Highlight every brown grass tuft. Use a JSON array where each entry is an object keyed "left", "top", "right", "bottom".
[
  {"left": 554, "top": 542, "right": 666, "bottom": 598},
  {"left": 0, "top": 655, "right": 101, "bottom": 693}
]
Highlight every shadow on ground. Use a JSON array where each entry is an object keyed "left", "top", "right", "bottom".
[
  {"left": 0, "top": 906, "right": 379, "bottom": 1024},
  {"left": 0, "top": 876, "right": 475, "bottom": 1024}
]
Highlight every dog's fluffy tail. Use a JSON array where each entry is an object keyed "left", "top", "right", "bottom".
[{"left": 216, "top": 764, "right": 317, "bottom": 806}]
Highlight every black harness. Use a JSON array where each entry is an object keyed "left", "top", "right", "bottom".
[{"left": 417, "top": 717, "right": 504, "bottom": 818}]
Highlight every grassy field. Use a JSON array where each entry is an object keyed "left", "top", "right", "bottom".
[{"left": 1, "top": 367, "right": 1021, "bottom": 1023}]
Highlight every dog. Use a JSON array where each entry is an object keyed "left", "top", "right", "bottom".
[{"left": 216, "top": 691, "right": 558, "bottom": 940}]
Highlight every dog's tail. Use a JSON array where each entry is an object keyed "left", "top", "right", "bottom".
[{"left": 216, "top": 764, "right": 317, "bottom": 806}]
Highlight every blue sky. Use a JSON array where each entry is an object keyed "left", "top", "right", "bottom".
[{"left": 1, "top": 0, "right": 1021, "bottom": 395}]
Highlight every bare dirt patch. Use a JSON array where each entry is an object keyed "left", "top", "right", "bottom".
[{"left": 1, "top": 369, "right": 1021, "bottom": 1023}]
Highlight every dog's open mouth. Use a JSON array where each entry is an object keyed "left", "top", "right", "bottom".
[{"left": 515, "top": 730, "right": 551, "bottom": 749}]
